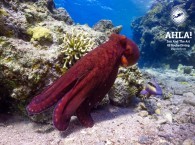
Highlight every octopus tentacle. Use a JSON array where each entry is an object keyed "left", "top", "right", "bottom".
[
  {"left": 76, "top": 98, "right": 94, "bottom": 127},
  {"left": 76, "top": 66, "right": 119, "bottom": 127},
  {"left": 53, "top": 68, "right": 98, "bottom": 131},
  {"left": 26, "top": 78, "right": 77, "bottom": 115},
  {"left": 26, "top": 66, "right": 93, "bottom": 115}
]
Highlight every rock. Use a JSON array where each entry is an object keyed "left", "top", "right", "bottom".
[
  {"left": 144, "top": 99, "right": 158, "bottom": 114},
  {"left": 155, "top": 108, "right": 161, "bottom": 115},
  {"left": 139, "top": 110, "right": 149, "bottom": 117},
  {"left": 111, "top": 25, "right": 122, "bottom": 34},
  {"left": 183, "top": 66, "right": 193, "bottom": 74},
  {"left": 172, "top": 106, "right": 180, "bottom": 114},
  {"left": 182, "top": 139, "right": 195, "bottom": 145},
  {"left": 93, "top": 20, "right": 113, "bottom": 32},
  {"left": 108, "top": 78, "right": 133, "bottom": 107},
  {"left": 171, "top": 95, "right": 185, "bottom": 105},
  {"left": 108, "top": 66, "right": 143, "bottom": 107},
  {"left": 173, "top": 106, "right": 195, "bottom": 124},
  {"left": 138, "top": 135, "right": 151, "bottom": 144},
  {"left": 162, "top": 111, "right": 172, "bottom": 123},
  {"left": 183, "top": 92, "right": 195, "bottom": 106},
  {"left": 183, "top": 92, "right": 195, "bottom": 98},
  {"left": 93, "top": 19, "right": 122, "bottom": 34},
  {"left": 46, "top": 0, "right": 55, "bottom": 12},
  {"left": 0, "top": 0, "right": 108, "bottom": 117},
  {"left": 157, "top": 118, "right": 167, "bottom": 125},
  {"left": 175, "top": 76, "right": 187, "bottom": 82},
  {"left": 95, "top": 95, "right": 110, "bottom": 108},
  {"left": 156, "top": 102, "right": 162, "bottom": 108},
  {"left": 137, "top": 102, "right": 147, "bottom": 110},
  {"left": 52, "top": 8, "right": 74, "bottom": 25}
]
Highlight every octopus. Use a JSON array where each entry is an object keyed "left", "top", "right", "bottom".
[{"left": 26, "top": 34, "right": 140, "bottom": 131}]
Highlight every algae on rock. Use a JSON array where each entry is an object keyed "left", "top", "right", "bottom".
[
  {"left": 0, "top": 0, "right": 108, "bottom": 114},
  {"left": 108, "top": 65, "right": 144, "bottom": 107},
  {"left": 27, "top": 26, "right": 53, "bottom": 42}
]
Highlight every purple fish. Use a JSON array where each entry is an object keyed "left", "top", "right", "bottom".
[{"left": 140, "top": 79, "right": 162, "bottom": 97}]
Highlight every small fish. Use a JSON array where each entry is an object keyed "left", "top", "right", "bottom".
[{"left": 140, "top": 79, "right": 162, "bottom": 98}]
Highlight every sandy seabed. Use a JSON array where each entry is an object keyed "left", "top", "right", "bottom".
[
  {"left": 0, "top": 105, "right": 164, "bottom": 145},
  {"left": 0, "top": 69, "right": 195, "bottom": 145}
]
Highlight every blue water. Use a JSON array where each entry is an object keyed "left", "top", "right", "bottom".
[{"left": 54, "top": 0, "right": 153, "bottom": 38}]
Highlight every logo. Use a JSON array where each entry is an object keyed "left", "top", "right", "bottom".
[{"left": 170, "top": 6, "right": 187, "bottom": 25}]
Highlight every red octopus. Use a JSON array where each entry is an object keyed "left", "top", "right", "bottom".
[{"left": 26, "top": 34, "right": 140, "bottom": 131}]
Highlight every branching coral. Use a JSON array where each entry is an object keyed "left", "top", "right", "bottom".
[{"left": 62, "top": 28, "right": 96, "bottom": 69}]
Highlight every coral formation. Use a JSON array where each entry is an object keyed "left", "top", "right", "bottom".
[
  {"left": 93, "top": 19, "right": 122, "bottom": 35},
  {"left": 0, "top": 0, "right": 144, "bottom": 119},
  {"left": 108, "top": 65, "right": 144, "bottom": 107},
  {"left": 27, "top": 26, "right": 53, "bottom": 42},
  {"left": 131, "top": 0, "right": 195, "bottom": 68},
  {"left": 0, "top": 0, "right": 107, "bottom": 114},
  {"left": 62, "top": 28, "right": 96, "bottom": 69}
]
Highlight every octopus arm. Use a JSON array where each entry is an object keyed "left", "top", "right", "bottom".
[
  {"left": 53, "top": 67, "right": 99, "bottom": 131},
  {"left": 76, "top": 65, "right": 119, "bottom": 127},
  {"left": 26, "top": 65, "right": 93, "bottom": 115}
]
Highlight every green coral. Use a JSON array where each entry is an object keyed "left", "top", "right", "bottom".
[
  {"left": 62, "top": 28, "right": 95, "bottom": 69},
  {"left": 27, "top": 26, "right": 53, "bottom": 42}
]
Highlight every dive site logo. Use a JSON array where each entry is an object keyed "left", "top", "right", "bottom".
[
  {"left": 170, "top": 6, "right": 187, "bottom": 25},
  {"left": 164, "top": 6, "right": 193, "bottom": 51}
]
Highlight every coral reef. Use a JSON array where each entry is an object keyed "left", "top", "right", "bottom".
[
  {"left": 131, "top": 0, "right": 195, "bottom": 68},
  {"left": 93, "top": 19, "right": 122, "bottom": 35},
  {"left": 0, "top": 0, "right": 107, "bottom": 114},
  {"left": 0, "top": 0, "right": 144, "bottom": 119}
]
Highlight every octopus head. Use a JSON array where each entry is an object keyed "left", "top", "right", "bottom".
[
  {"left": 110, "top": 34, "right": 140, "bottom": 67},
  {"left": 121, "top": 37, "right": 140, "bottom": 67},
  {"left": 114, "top": 34, "right": 139, "bottom": 67}
]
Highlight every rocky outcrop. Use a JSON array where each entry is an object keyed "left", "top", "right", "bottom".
[
  {"left": 0, "top": 0, "right": 147, "bottom": 120},
  {"left": 131, "top": 0, "right": 195, "bottom": 68},
  {"left": 93, "top": 19, "right": 122, "bottom": 35},
  {"left": 0, "top": 0, "right": 107, "bottom": 113}
]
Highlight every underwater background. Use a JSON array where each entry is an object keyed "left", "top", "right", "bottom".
[
  {"left": 0, "top": 0, "right": 195, "bottom": 144},
  {"left": 54, "top": 0, "right": 195, "bottom": 68},
  {"left": 54, "top": 0, "right": 152, "bottom": 38}
]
